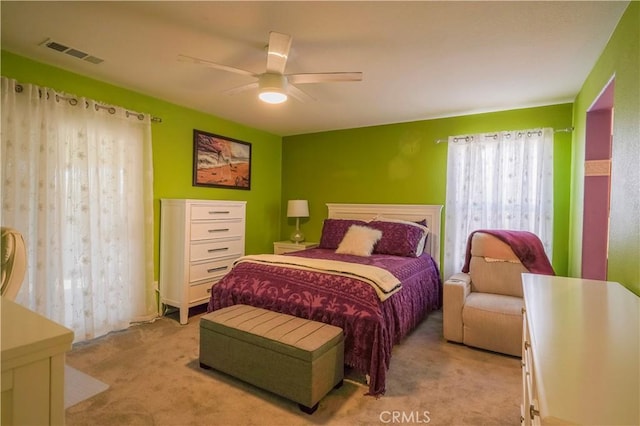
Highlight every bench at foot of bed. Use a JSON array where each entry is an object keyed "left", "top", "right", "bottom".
[{"left": 199, "top": 304, "right": 345, "bottom": 414}]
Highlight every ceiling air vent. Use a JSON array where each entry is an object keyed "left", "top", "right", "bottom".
[
  {"left": 45, "top": 41, "right": 68, "bottom": 52},
  {"left": 65, "top": 48, "right": 88, "bottom": 59},
  {"left": 40, "top": 38, "right": 104, "bottom": 65},
  {"left": 84, "top": 56, "right": 104, "bottom": 65}
]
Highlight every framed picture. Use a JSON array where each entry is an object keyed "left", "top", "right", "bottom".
[{"left": 192, "top": 129, "right": 252, "bottom": 190}]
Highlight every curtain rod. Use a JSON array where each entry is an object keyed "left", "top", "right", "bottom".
[
  {"left": 434, "top": 127, "right": 574, "bottom": 144},
  {"left": 12, "top": 82, "right": 162, "bottom": 123}
]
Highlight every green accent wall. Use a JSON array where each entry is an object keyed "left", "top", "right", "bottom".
[
  {"left": 1, "top": 50, "right": 283, "bottom": 279},
  {"left": 570, "top": 2, "right": 639, "bottom": 295},
  {"left": 282, "top": 104, "right": 573, "bottom": 275},
  {"left": 4, "top": 0, "right": 636, "bottom": 293}
]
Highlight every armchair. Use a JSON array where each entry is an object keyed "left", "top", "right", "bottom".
[
  {"left": 443, "top": 230, "right": 553, "bottom": 357},
  {"left": 1, "top": 226, "right": 27, "bottom": 301}
]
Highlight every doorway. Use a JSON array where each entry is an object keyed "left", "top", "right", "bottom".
[{"left": 581, "top": 77, "right": 614, "bottom": 280}]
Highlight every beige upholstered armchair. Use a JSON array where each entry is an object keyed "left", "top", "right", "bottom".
[
  {"left": 443, "top": 230, "right": 553, "bottom": 357},
  {"left": 1, "top": 227, "right": 27, "bottom": 301}
]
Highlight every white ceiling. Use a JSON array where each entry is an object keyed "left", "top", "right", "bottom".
[{"left": 1, "top": 1, "right": 629, "bottom": 136}]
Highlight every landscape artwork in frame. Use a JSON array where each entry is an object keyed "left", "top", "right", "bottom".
[{"left": 193, "top": 129, "right": 251, "bottom": 190}]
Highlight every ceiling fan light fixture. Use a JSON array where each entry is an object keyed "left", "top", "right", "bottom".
[
  {"left": 259, "top": 73, "right": 288, "bottom": 104},
  {"left": 259, "top": 91, "right": 288, "bottom": 104},
  {"left": 180, "top": 32, "right": 361, "bottom": 105}
]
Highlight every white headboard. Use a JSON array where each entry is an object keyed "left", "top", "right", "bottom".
[{"left": 326, "top": 203, "right": 443, "bottom": 267}]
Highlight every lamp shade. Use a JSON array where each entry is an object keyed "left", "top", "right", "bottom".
[{"left": 287, "top": 200, "right": 309, "bottom": 218}]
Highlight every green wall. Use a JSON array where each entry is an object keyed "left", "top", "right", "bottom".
[
  {"left": 282, "top": 103, "right": 573, "bottom": 275},
  {"left": 570, "top": 2, "right": 639, "bottom": 295},
  {"left": 1, "top": 50, "right": 283, "bottom": 279},
  {"left": 5, "top": 0, "right": 637, "bottom": 292}
]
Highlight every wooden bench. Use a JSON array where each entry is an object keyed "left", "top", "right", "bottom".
[{"left": 199, "top": 304, "right": 344, "bottom": 414}]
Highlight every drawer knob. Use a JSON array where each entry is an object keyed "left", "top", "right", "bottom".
[
  {"left": 208, "top": 228, "right": 229, "bottom": 233},
  {"left": 207, "top": 266, "right": 228, "bottom": 273},
  {"left": 524, "top": 341, "right": 530, "bottom": 350}
]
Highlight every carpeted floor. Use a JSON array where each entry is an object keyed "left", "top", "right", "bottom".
[{"left": 65, "top": 307, "right": 522, "bottom": 426}]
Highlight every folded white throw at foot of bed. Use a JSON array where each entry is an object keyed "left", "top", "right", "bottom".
[{"left": 234, "top": 254, "right": 402, "bottom": 301}]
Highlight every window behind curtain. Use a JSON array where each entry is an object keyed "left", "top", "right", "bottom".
[
  {"left": 443, "top": 128, "right": 554, "bottom": 279},
  {"left": 1, "top": 77, "right": 155, "bottom": 342}
]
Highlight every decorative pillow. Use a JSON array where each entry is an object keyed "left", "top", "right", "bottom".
[
  {"left": 390, "top": 218, "right": 429, "bottom": 256},
  {"left": 335, "top": 225, "right": 383, "bottom": 257},
  {"left": 368, "top": 219, "right": 430, "bottom": 257},
  {"left": 319, "top": 219, "right": 368, "bottom": 249},
  {"left": 411, "top": 220, "right": 429, "bottom": 256}
]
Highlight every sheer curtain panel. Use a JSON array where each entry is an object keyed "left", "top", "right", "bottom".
[
  {"left": 443, "top": 128, "right": 554, "bottom": 279},
  {"left": 1, "top": 77, "right": 155, "bottom": 342}
]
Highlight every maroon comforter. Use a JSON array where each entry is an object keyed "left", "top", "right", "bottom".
[{"left": 207, "top": 248, "right": 442, "bottom": 396}]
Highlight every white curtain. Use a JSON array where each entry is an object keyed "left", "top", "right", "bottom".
[
  {"left": 443, "top": 128, "right": 554, "bottom": 279},
  {"left": 1, "top": 77, "right": 155, "bottom": 342}
]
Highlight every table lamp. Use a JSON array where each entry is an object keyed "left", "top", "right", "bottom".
[{"left": 287, "top": 200, "right": 309, "bottom": 243}]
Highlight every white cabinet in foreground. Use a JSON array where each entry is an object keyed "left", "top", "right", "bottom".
[{"left": 521, "top": 273, "right": 639, "bottom": 425}]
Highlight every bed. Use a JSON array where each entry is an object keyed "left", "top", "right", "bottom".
[{"left": 207, "top": 203, "right": 443, "bottom": 396}]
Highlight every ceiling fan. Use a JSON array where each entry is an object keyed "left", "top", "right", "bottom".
[{"left": 179, "top": 31, "right": 363, "bottom": 104}]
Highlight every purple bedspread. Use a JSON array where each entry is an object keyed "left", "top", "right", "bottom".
[{"left": 207, "top": 248, "right": 442, "bottom": 396}]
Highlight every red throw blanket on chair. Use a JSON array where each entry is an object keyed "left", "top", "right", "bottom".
[{"left": 461, "top": 230, "right": 555, "bottom": 275}]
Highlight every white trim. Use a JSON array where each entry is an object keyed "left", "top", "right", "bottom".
[{"left": 326, "top": 203, "right": 443, "bottom": 268}]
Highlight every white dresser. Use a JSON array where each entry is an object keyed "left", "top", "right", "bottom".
[
  {"left": 1, "top": 297, "right": 74, "bottom": 426},
  {"left": 521, "top": 273, "right": 639, "bottom": 425},
  {"left": 159, "top": 199, "right": 246, "bottom": 324}
]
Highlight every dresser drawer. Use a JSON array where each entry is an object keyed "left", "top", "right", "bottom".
[
  {"left": 189, "top": 281, "right": 214, "bottom": 303},
  {"left": 191, "top": 204, "right": 244, "bottom": 221},
  {"left": 190, "top": 219, "right": 244, "bottom": 241},
  {"left": 190, "top": 258, "right": 234, "bottom": 282},
  {"left": 275, "top": 246, "right": 297, "bottom": 255},
  {"left": 273, "top": 241, "right": 319, "bottom": 255},
  {"left": 190, "top": 239, "right": 243, "bottom": 262}
]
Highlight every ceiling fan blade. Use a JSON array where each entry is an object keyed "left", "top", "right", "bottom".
[
  {"left": 223, "top": 81, "right": 259, "bottom": 96},
  {"left": 178, "top": 54, "right": 257, "bottom": 78},
  {"left": 287, "top": 72, "right": 363, "bottom": 85},
  {"left": 287, "top": 84, "right": 315, "bottom": 103},
  {"left": 266, "top": 31, "right": 292, "bottom": 74}
]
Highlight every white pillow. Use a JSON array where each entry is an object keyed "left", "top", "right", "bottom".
[{"left": 335, "top": 225, "right": 383, "bottom": 257}]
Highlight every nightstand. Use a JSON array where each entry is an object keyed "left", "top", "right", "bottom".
[{"left": 273, "top": 240, "right": 319, "bottom": 255}]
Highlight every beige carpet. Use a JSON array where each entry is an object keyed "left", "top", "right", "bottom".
[{"left": 65, "top": 306, "right": 522, "bottom": 425}]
